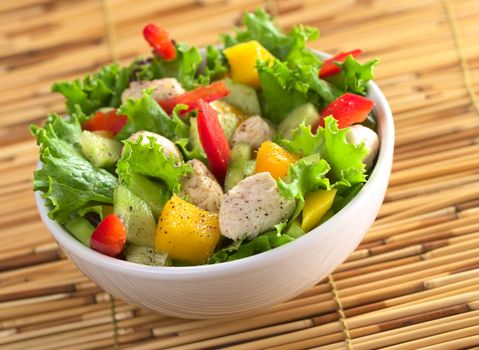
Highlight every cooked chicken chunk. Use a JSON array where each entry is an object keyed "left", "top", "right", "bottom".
[
  {"left": 121, "top": 78, "right": 185, "bottom": 103},
  {"left": 219, "top": 172, "right": 295, "bottom": 240},
  {"left": 231, "top": 116, "right": 275, "bottom": 149},
  {"left": 346, "top": 125, "right": 379, "bottom": 170},
  {"left": 127, "top": 131, "right": 182, "bottom": 162},
  {"left": 180, "top": 160, "right": 223, "bottom": 213}
]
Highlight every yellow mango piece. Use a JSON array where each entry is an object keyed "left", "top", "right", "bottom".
[
  {"left": 223, "top": 40, "right": 275, "bottom": 88},
  {"left": 155, "top": 195, "right": 220, "bottom": 265},
  {"left": 255, "top": 141, "right": 299, "bottom": 180},
  {"left": 301, "top": 189, "right": 337, "bottom": 232}
]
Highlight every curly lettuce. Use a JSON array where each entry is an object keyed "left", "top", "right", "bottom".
[
  {"left": 31, "top": 114, "right": 118, "bottom": 224},
  {"left": 278, "top": 154, "right": 331, "bottom": 221},
  {"left": 258, "top": 60, "right": 341, "bottom": 123},
  {"left": 282, "top": 117, "right": 368, "bottom": 187},
  {"left": 223, "top": 8, "right": 319, "bottom": 64},
  {"left": 52, "top": 63, "right": 132, "bottom": 115},
  {"left": 132, "top": 43, "right": 203, "bottom": 89},
  {"left": 117, "top": 137, "right": 191, "bottom": 193},
  {"left": 208, "top": 223, "right": 294, "bottom": 264},
  {"left": 197, "top": 45, "right": 229, "bottom": 84},
  {"left": 116, "top": 92, "right": 189, "bottom": 140},
  {"left": 326, "top": 55, "right": 379, "bottom": 95}
]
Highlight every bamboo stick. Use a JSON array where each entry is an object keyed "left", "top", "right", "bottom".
[
  {"left": 381, "top": 324, "right": 479, "bottom": 350},
  {"left": 335, "top": 311, "right": 479, "bottom": 350},
  {"left": 364, "top": 208, "right": 457, "bottom": 243},
  {"left": 424, "top": 268, "right": 479, "bottom": 289},
  {"left": 385, "top": 172, "right": 479, "bottom": 202},
  {"left": 223, "top": 291, "right": 479, "bottom": 350},
  {"left": 377, "top": 187, "right": 479, "bottom": 224}
]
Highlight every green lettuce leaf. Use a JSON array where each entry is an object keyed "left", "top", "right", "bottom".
[
  {"left": 133, "top": 43, "right": 203, "bottom": 89},
  {"left": 224, "top": 8, "right": 319, "bottom": 63},
  {"left": 208, "top": 223, "right": 293, "bottom": 264},
  {"left": 277, "top": 154, "right": 331, "bottom": 221},
  {"left": 332, "top": 183, "right": 364, "bottom": 212},
  {"left": 116, "top": 92, "right": 189, "bottom": 140},
  {"left": 197, "top": 45, "right": 229, "bottom": 84},
  {"left": 319, "top": 117, "right": 368, "bottom": 186},
  {"left": 281, "top": 117, "right": 368, "bottom": 187},
  {"left": 52, "top": 63, "right": 132, "bottom": 115},
  {"left": 326, "top": 55, "right": 379, "bottom": 95},
  {"left": 285, "top": 25, "right": 321, "bottom": 67},
  {"left": 258, "top": 59, "right": 341, "bottom": 123},
  {"left": 174, "top": 138, "right": 207, "bottom": 163},
  {"left": 117, "top": 136, "right": 191, "bottom": 193},
  {"left": 31, "top": 115, "right": 118, "bottom": 224},
  {"left": 280, "top": 122, "right": 323, "bottom": 156}
]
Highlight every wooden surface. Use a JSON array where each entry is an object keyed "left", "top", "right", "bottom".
[{"left": 1, "top": 0, "right": 479, "bottom": 349}]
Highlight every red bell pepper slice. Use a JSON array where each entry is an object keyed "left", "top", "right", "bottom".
[
  {"left": 143, "top": 24, "right": 176, "bottom": 61},
  {"left": 196, "top": 99, "right": 231, "bottom": 184},
  {"left": 158, "top": 81, "right": 230, "bottom": 115},
  {"left": 313, "top": 93, "right": 374, "bottom": 130},
  {"left": 319, "top": 49, "right": 363, "bottom": 78},
  {"left": 82, "top": 109, "right": 128, "bottom": 136},
  {"left": 90, "top": 214, "right": 127, "bottom": 257}
]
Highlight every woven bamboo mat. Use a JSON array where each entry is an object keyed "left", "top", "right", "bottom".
[{"left": 1, "top": 0, "right": 479, "bottom": 349}]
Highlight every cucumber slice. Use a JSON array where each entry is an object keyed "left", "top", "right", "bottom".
[
  {"left": 189, "top": 117, "right": 202, "bottom": 150},
  {"left": 285, "top": 220, "right": 305, "bottom": 239},
  {"left": 222, "top": 78, "right": 261, "bottom": 116},
  {"left": 278, "top": 103, "right": 319, "bottom": 139},
  {"left": 125, "top": 244, "right": 171, "bottom": 266},
  {"left": 224, "top": 143, "right": 253, "bottom": 191},
  {"left": 65, "top": 217, "right": 95, "bottom": 247},
  {"left": 127, "top": 173, "right": 168, "bottom": 219},
  {"left": 361, "top": 114, "right": 377, "bottom": 131},
  {"left": 80, "top": 130, "right": 122, "bottom": 168},
  {"left": 113, "top": 185, "right": 157, "bottom": 248}
]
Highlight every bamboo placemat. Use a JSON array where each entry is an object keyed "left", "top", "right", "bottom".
[{"left": 1, "top": 0, "right": 479, "bottom": 349}]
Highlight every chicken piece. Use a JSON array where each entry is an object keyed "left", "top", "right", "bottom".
[
  {"left": 180, "top": 160, "right": 223, "bottom": 213},
  {"left": 121, "top": 78, "right": 185, "bottom": 103},
  {"left": 219, "top": 172, "right": 295, "bottom": 240},
  {"left": 231, "top": 116, "right": 275, "bottom": 149},
  {"left": 346, "top": 125, "right": 379, "bottom": 170},
  {"left": 127, "top": 131, "right": 182, "bottom": 162}
]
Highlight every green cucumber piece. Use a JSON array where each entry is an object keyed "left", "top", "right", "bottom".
[
  {"left": 113, "top": 185, "right": 157, "bottom": 248},
  {"left": 278, "top": 103, "right": 319, "bottom": 139},
  {"left": 285, "top": 220, "right": 305, "bottom": 238},
  {"left": 125, "top": 244, "right": 171, "bottom": 266},
  {"left": 224, "top": 143, "right": 253, "bottom": 191},
  {"left": 189, "top": 117, "right": 202, "bottom": 150},
  {"left": 222, "top": 78, "right": 261, "bottom": 116},
  {"left": 65, "top": 217, "right": 95, "bottom": 247},
  {"left": 80, "top": 130, "right": 122, "bottom": 168},
  {"left": 127, "top": 173, "right": 168, "bottom": 219},
  {"left": 361, "top": 114, "right": 377, "bottom": 131}
]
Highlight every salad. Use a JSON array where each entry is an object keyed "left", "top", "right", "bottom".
[{"left": 32, "top": 9, "right": 379, "bottom": 266}]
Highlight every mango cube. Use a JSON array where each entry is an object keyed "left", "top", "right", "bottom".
[
  {"left": 155, "top": 195, "right": 220, "bottom": 265},
  {"left": 224, "top": 40, "right": 275, "bottom": 88}
]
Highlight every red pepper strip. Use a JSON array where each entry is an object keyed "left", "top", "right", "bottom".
[
  {"left": 196, "top": 99, "right": 231, "bottom": 184},
  {"left": 158, "top": 81, "right": 230, "bottom": 115},
  {"left": 143, "top": 24, "right": 176, "bottom": 61},
  {"left": 82, "top": 109, "right": 128, "bottom": 136},
  {"left": 90, "top": 214, "right": 127, "bottom": 257},
  {"left": 313, "top": 93, "right": 374, "bottom": 130},
  {"left": 319, "top": 49, "right": 363, "bottom": 78}
]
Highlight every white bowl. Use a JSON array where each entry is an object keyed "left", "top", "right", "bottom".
[{"left": 35, "top": 51, "right": 394, "bottom": 319}]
